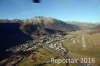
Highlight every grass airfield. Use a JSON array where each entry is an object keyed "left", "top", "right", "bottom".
[{"left": 63, "top": 30, "right": 100, "bottom": 66}]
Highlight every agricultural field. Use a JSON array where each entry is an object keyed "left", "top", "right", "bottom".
[
  {"left": 17, "top": 46, "right": 78, "bottom": 66},
  {"left": 17, "top": 47, "right": 66, "bottom": 66}
]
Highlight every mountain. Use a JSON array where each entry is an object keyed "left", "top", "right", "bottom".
[
  {"left": 89, "top": 24, "right": 100, "bottom": 34},
  {"left": 0, "top": 17, "right": 78, "bottom": 60},
  {"left": 0, "top": 22, "right": 33, "bottom": 60},
  {"left": 0, "top": 17, "right": 78, "bottom": 36},
  {"left": 23, "top": 16, "right": 79, "bottom": 32},
  {"left": 0, "top": 17, "right": 79, "bottom": 47},
  {"left": 67, "top": 21, "right": 96, "bottom": 30},
  {"left": 94, "top": 24, "right": 100, "bottom": 30},
  {"left": 20, "top": 22, "right": 66, "bottom": 36}
]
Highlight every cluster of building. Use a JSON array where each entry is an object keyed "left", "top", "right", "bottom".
[{"left": 6, "top": 34, "right": 68, "bottom": 55}]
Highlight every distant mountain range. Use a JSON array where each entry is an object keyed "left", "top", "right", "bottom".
[
  {"left": 94, "top": 24, "right": 100, "bottom": 31},
  {"left": 89, "top": 24, "right": 100, "bottom": 34},
  {"left": 67, "top": 21, "right": 96, "bottom": 29}
]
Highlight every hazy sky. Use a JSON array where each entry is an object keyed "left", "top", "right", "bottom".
[{"left": 0, "top": 0, "right": 100, "bottom": 23}]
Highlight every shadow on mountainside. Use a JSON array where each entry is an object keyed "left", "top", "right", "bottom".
[{"left": 0, "top": 23, "right": 32, "bottom": 60}]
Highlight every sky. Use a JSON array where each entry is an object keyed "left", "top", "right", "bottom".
[{"left": 0, "top": 0, "right": 100, "bottom": 23}]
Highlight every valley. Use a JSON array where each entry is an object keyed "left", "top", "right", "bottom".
[
  {"left": 0, "top": 17, "right": 100, "bottom": 66},
  {"left": 0, "top": 0, "right": 100, "bottom": 66}
]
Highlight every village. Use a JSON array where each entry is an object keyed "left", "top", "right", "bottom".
[{"left": 6, "top": 34, "right": 68, "bottom": 55}]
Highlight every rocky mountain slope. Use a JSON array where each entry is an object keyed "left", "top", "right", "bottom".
[{"left": 23, "top": 16, "right": 79, "bottom": 32}]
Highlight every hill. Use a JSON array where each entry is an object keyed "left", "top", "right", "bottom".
[
  {"left": 89, "top": 24, "right": 100, "bottom": 34},
  {"left": 67, "top": 21, "right": 96, "bottom": 30}
]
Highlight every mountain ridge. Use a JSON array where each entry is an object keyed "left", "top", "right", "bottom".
[{"left": 66, "top": 21, "right": 96, "bottom": 30}]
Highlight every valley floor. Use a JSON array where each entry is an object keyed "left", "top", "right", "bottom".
[
  {"left": 0, "top": 30, "right": 100, "bottom": 66},
  {"left": 62, "top": 30, "right": 100, "bottom": 66}
]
